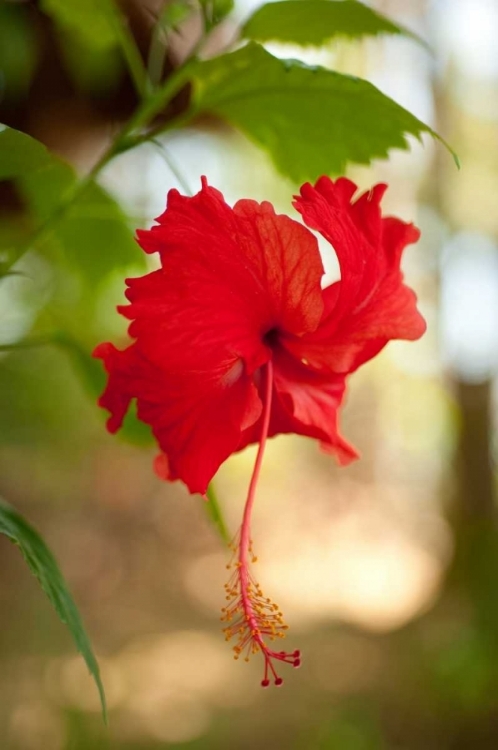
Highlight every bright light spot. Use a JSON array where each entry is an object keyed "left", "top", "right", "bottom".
[
  {"left": 187, "top": 477, "right": 450, "bottom": 636},
  {"left": 184, "top": 552, "right": 228, "bottom": 614},
  {"left": 47, "top": 655, "right": 125, "bottom": 713},
  {"left": 262, "top": 494, "right": 446, "bottom": 633},
  {"left": 441, "top": 231, "right": 498, "bottom": 382},
  {"left": 0, "top": 256, "right": 51, "bottom": 348},
  {"left": 440, "top": 0, "right": 498, "bottom": 79},
  {"left": 113, "top": 629, "right": 249, "bottom": 730},
  {"left": 264, "top": 42, "right": 334, "bottom": 68},
  {"left": 118, "top": 631, "right": 231, "bottom": 698},
  {"left": 318, "top": 234, "right": 340, "bottom": 288},
  {"left": 132, "top": 693, "right": 211, "bottom": 744}
]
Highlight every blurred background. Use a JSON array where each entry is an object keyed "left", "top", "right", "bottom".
[{"left": 1, "top": 0, "right": 498, "bottom": 748}]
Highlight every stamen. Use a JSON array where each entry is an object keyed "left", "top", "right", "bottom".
[{"left": 221, "top": 360, "right": 301, "bottom": 686}]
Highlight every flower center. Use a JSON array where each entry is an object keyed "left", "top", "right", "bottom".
[
  {"left": 263, "top": 327, "right": 280, "bottom": 349},
  {"left": 221, "top": 360, "right": 301, "bottom": 686}
]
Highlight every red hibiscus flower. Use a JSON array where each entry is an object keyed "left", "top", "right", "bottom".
[{"left": 94, "top": 176, "right": 425, "bottom": 686}]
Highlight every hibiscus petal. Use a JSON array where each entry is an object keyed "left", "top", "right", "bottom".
[
  {"left": 137, "top": 178, "right": 325, "bottom": 341},
  {"left": 94, "top": 340, "right": 262, "bottom": 494},
  {"left": 288, "top": 177, "right": 426, "bottom": 373},
  {"left": 232, "top": 198, "right": 325, "bottom": 334},
  {"left": 238, "top": 347, "right": 358, "bottom": 465},
  {"left": 96, "top": 179, "right": 325, "bottom": 493},
  {"left": 93, "top": 342, "right": 136, "bottom": 433},
  {"left": 139, "top": 366, "right": 262, "bottom": 495}
]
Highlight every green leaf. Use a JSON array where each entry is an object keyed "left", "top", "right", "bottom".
[
  {"left": 0, "top": 270, "right": 26, "bottom": 280},
  {"left": 0, "top": 330, "right": 154, "bottom": 446},
  {"left": 0, "top": 123, "right": 56, "bottom": 179},
  {"left": 0, "top": 4, "right": 38, "bottom": 103},
  {"left": 0, "top": 126, "right": 144, "bottom": 282},
  {"left": 212, "top": 0, "right": 235, "bottom": 24},
  {"left": 0, "top": 498, "right": 107, "bottom": 722},
  {"left": 40, "top": 0, "right": 122, "bottom": 50},
  {"left": 52, "top": 332, "right": 107, "bottom": 396},
  {"left": 242, "top": 0, "right": 426, "bottom": 48},
  {"left": 40, "top": 0, "right": 147, "bottom": 95},
  {"left": 39, "top": 181, "right": 143, "bottom": 286},
  {"left": 199, "top": 0, "right": 234, "bottom": 29},
  {"left": 190, "top": 43, "right": 458, "bottom": 182},
  {"left": 57, "top": 29, "right": 123, "bottom": 95}
]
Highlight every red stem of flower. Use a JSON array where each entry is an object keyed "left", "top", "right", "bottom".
[
  {"left": 238, "top": 360, "right": 273, "bottom": 648},
  {"left": 239, "top": 360, "right": 273, "bottom": 584},
  {"left": 222, "top": 359, "right": 300, "bottom": 685}
]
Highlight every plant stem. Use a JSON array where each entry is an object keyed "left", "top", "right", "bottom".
[
  {"left": 205, "top": 483, "right": 230, "bottom": 543},
  {"left": 110, "top": 7, "right": 149, "bottom": 98},
  {"left": 3, "top": 146, "right": 115, "bottom": 273},
  {"left": 238, "top": 360, "right": 273, "bottom": 598},
  {"left": 150, "top": 139, "right": 193, "bottom": 195}
]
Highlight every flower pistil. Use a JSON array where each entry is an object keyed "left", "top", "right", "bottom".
[{"left": 220, "top": 360, "right": 301, "bottom": 686}]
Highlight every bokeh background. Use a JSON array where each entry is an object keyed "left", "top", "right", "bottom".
[{"left": 1, "top": 0, "right": 498, "bottom": 748}]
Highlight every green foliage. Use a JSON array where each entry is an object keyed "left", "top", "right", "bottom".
[
  {"left": 0, "top": 126, "right": 143, "bottom": 282},
  {"left": 58, "top": 31, "right": 123, "bottom": 95},
  {"left": 40, "top": 0, "right": 147, "bottom": 95},
  {"left": 52, "top": 332, "right": 107, "bottom": 397},
  {"left": 55, "top": 331, "right": 155, "bottom": 446},
  {"left": 51, "top": 333, "right": 155, "bottom": 447},
  {"left": 205, "top": 484, "right": 230, "bottom": 543},
  {"left": 146, "top": 1, "right": 195, "bottom": 90},
  {"left": 119, "top": 401, "right": 156, "bottom": 446},
  {"left": 242, "top": 0, "right": 424, "bottom": 48},
  {"left": 431, "top": 625, "right": 492, "bottom": 713},
  {"left": 313, "top": 709, "right": 385, "bottom": 750},
  {"left": 52, "top": 331, "right": 154, "bottom": 446},
  {"left": 190, "top": 43, "right": 455, "bottom": 182},
  {"left": 0, "top": 331, "right": 155, "bottom": 446},
  {"left": 160, "top": 0, "right": 195, "bottom": 31},
  {"left": 40, "top": 0, "right": 122, "bottom": 50},
  {"left": 0, "top": 498, "right": 107, "bottom": 722},
  {"left": 0, "top": 124, "right": 55, "bottom": 179},
  {"left": 0, "top": 4, "right": 38, "bottom": 104},
  {"left": 34, "top": 180, "right": 142, "bottom": 286},
  {"left": 199, "top": 0, "right": 235, "bottom": 30}
]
